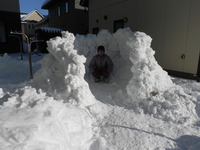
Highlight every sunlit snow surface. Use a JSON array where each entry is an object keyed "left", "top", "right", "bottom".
[{"left": 0, "top": 28, "right": 200, "bottom": 150}]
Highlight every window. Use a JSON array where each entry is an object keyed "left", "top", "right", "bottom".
[
  {"left": 0, "top": 21, "right": 6, "bottom": 42},
  {"left": 58, "top": 6, "right": 61, "bottom": 16},
  {"left": 65, "top": 2, "right": 69, "bottom": 13},
  {"left": 28, "top": 24, "right": 31, "bottom": 29},
  {"left": 28, "top": 23, "right": 35, "bottom": 30},
  {"left": 113, "top": 19, "right": 124, "bottom": 32},
  {"left": 32, "top": 24, "right": 35, "bottom": 29}
]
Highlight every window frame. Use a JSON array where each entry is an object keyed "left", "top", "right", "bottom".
[
  {"left": 28, "top": 23, "right": 31, "bottom": 30},
  {"left": 57, "top": 5, "right": 61, "bottom": 16},
  {"left": 65, "top": 1, "right": 69, "bottom": 13}
]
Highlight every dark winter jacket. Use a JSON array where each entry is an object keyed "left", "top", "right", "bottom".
[{"left": 89, "top": 54, "right": 114, "bottom": 73}]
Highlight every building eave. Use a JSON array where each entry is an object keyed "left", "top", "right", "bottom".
[
  {"left": 41, "top": 0, "right": 59, "bottom": 9},
  {"left": 21, "top": 10, "right": 44, "bottom": 21}
]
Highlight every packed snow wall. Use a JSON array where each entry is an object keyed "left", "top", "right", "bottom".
[
  {"left": 33, "top": 28, "right": 197, "bottom": 124},
  {"left": 75, "top": 28, "right": 173, "bottom": 98},
  {"left": 32, "top": 31, "right": 96, "bottom": 108}
]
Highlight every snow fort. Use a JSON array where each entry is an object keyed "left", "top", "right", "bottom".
[
  {"left": 33, "top": 27, "right": 197, "bottom": 124},
  {"left": 0, "top": 27, "right": 199, "bottom": 150}
]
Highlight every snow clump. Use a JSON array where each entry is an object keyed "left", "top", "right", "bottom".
[
  {"left": 0, "top": 86, "right": 96, "bottom": 150},
  {"left": 33, "top": 31, "right": 96, "bottom": 108}
]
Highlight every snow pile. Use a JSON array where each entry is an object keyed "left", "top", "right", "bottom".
[
  {"left": 0, "top": 86, "right": 95, "bottom": 150},
  {"left": 0, "top": 32, "right": 104, "bottom": 150},
  {"left": 75, "top": 28, "right": 197, "bottom": 123},
  {"left": 75, "top": 28, "right": 173, "bottom": 99},
  {"left": 116, "top": 30, "right": 173, "bottom": 99},
  {"left": 33, "top": 31, "right": 96, "bottom": 107}
]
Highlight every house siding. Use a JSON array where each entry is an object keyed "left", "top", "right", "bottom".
[
  {"left": 21, "top": 10, "right": 44, "bottom": 40},
  {"left": 89, "top": 0, "right": 200, "bottom": 76},
  {"left": 44, "top": 0, "right": 88, "bottom": 34},
  {"left": 0, "top": 9, "right": 21, "bottom": 53},
  {"left": 21, "top": 22, "right": 37, "bottom": 39}
]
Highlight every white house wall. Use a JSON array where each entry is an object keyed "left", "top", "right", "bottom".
[
  {"left": 135, "top": 0, "right": 166, "bottom": 66},
  {"left": 89, "top": 0, "right": 200, "bottom": 75},
  {"left": 162, "top": 0, "right": 190, "bottom": 72},
  {"left": 184, "top": 0, "right": 200, "bottom": 74},
  {"left": 89, "top": 0, "right": 134, "bottom": 33}
]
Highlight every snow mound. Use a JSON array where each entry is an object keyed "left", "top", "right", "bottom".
[
  {"left": 0, "top": 34, "right": 106, "bottom": 149},
  {"left": 32, "top": 32, "right": 96, "bottom": 107},
  {"left": 32, "top": 27, "right": 197, "bottom": 124},
  {"left": 0, "top": 86, "right": 95, "bottom": 150},
  {"left": 75, "top": 28, "right": 197, "bottom": 123}
]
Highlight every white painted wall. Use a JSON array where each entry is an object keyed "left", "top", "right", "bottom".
[{"left": 89, "top": 0, "right": 200, "bottom": 74}]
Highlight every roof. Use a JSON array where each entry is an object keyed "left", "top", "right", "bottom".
[
  {"left": 42, "top": 0, "right": 87, "bottom": 9},
  {"left": 36, "top": 15, "right": 49, "bottom": 26},
  {"left": 41, "top": 0, "right": 52, "bottom": 8},
  {"left": 36, "top": 27, "right": 62, "bottom": 33},
  {"left": 21, "top": 10, "right": 44, "bottom": 22},
  {"left": 42, "top": 0, "right": 58, "bottom": 9}
]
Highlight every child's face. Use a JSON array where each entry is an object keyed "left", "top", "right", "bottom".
[{"left": 98, "top": 50, "right": 104, "bottom": 56}]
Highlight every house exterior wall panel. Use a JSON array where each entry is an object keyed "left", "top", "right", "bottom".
[
  {"left": 89, "top": 0, "right": 200, "bottom": 76},
  {"left": 47, "top": 0, "right": 88, "bottom": 34},
  {"left": 89, "top": 0, "right": 136, "bottom": 33},
  {"left": 21, "top": 10, "right": 44, "bottom": 41},
  {"left": 162, "top": 0, "right": 190, "bottom": 72},
  {"left": 184, "top": 0, "right": 200, "bottom": 74},
  {"left": 0, "top": 11, "right": 21, "bottom": 53},
  {"left": 144, "top": 0, "right": 166, "bottom": 65},
  {"left": 89, "top": 0, "right": 127, "bottom": 11},
  {"left": 0, "top": 0, "right": 21, "bottom": 53}
]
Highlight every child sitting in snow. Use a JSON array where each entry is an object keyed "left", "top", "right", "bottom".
[{"left": 89, "top": 45, "right": 113, "bottom": 82}]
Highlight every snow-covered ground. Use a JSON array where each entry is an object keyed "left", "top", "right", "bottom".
[{"left": 0, "top": 28, "right": 200, "bottom": 150}]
